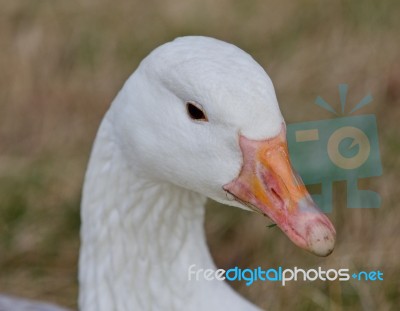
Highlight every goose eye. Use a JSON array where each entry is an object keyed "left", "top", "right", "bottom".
[{"left": 186, "top": 102, "right": 208, "bottom": 121}]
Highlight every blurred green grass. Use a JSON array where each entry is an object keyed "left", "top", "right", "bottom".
[{"left": 1, "top": 0, "right": 400, "bottom": 310}]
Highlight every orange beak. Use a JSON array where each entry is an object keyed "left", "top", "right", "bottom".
[{"left": 224, "top": 126, "right": 336, "bottom": 256}]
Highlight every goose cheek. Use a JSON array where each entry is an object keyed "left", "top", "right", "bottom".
[{"left": 223, "top": 126, "right": 336, "bottom": 257}]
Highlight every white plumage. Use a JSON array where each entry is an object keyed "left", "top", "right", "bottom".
[
  {"left": 79, "top": 36, "right": 275, "bottom": 311},
  {"left": 2, "top": 36, "right": 335, "bottom": 311}
]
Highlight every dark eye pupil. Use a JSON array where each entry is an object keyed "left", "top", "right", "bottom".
[{"left": 186, "top": 103, "right": 207, "bottom": 121}]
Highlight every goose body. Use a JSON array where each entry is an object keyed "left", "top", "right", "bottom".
[
  {"left": 2, "top": 36, "right": 336, "bottom": 311},
  {"left": 79, "top": 36, "right": 335, "bottom": 311}
]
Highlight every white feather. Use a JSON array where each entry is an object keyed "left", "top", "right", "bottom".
[
  {"left": 79, "top": 36, "right": 284, "bottom": 310},
  {"left": 2, "top": 36, "right": 286, "bottom": 311}
]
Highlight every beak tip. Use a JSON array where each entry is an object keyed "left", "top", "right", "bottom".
[
  {"left": 309, "top": 241, "right": 335, "bottom": 257},
  {"left": 307, "top": 221, "right": 336, "bottom": 257}
]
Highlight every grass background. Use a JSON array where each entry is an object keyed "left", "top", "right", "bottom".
[{"left": 1, "top": 0, "right": 399, "bottom": 310}]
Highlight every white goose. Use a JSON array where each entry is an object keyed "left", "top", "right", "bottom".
[{"left": 0, "top": 36, "right": 335, "bottom": 311}]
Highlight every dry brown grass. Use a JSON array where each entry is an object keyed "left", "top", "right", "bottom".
[{"left": 1, "top": 0, "right": 399, "bottom": 310}]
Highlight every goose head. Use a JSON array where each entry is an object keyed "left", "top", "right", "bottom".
[{"left": 110, "top": 36, "right": 335, "bottom": 256}]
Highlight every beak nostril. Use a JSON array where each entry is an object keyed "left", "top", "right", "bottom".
[
  {"left": 271, "top": 187, "right": 279, "bottom": 200},
  {"left": 260, "top": 170, "right": 285, "bottom": 206},
  {"left": 270, "top": 187, "right": 284, "bottom": 207}
]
